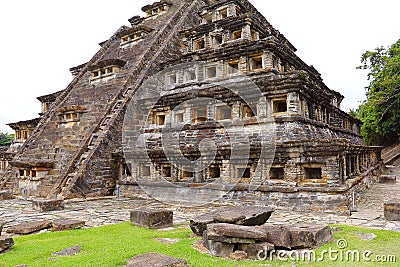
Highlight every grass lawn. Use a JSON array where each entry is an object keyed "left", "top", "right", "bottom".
[{"left": 0, "top": 222, "right": 399, "bottom": 267}]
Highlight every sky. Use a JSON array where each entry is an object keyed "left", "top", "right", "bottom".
[{"left": 0, "top": 0, "right": 398, "bottom": 133}]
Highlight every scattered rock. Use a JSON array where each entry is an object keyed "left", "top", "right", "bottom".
[
  {"left": 384, "top": 200, "right": 400, "bottom": 221},
  {"left": 32, "top": 199, "right": 64, "bottom": 212},
  {"left": 0, "top": 191, "right": 14, "bottom": 200},
  {"left": 351, "top": 231, "right": 377, "bottom": 241},
  {"left": 153, "top": 238, "right": 180, "bottom": 244},
  {"left": 52, "top": 245, "right": 81, "bottom": 257},
  {"left": 52, "top": 219, "right": 85, "bottom": 231},
  {"left": 7, "top": 220, "right": 52, "bottom": 235},
  {"left": 0, "top": 236, "right": 14, "bottom": 253},
  {"left": 0, "top": 221, "right": 3, "bottom": 235},
  {"left": 203, "top": 240, "right": 235, "bottom": 258},
  {"left": 122, "top": 252, "right": 187, "bottom": 267},
  {"left": 12, "top": 265, "right": 27, "bottom": 267},
  {"left": 130, "top": 209, "right": 173, "bottom": 229},
  {"left": 190, "top": 206, "right": 274, "bottom": 236}
]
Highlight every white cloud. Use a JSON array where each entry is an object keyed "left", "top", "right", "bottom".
[{"left": 0, "top": 0, "right": 398, "bottom": 133}]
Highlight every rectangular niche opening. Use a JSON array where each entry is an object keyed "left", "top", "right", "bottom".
[
  {"left": 305, "top": 167, "right": 322, "bottom": 180},
  {"left": 175, "top": 113, "right": 184, "bottom": 123},
  {"left": 227, "top": 60, "right": 239, "bottom": 74},
  {"left": 232, "top": 30, "right": 242, "bottom": 40},
  {"left": 216, "top": 105, "right": 232, "bottom": 120},
  {"left": 155, "top": 114, "right": 166, "bottom": 126},
  {"left": 206, "top": 66, "right": 217, "bottom": 79},
  {"left": 184, "top": 70, "right": 197, "bottom": 82},
  {"left": 161, "top": 166, "right": 171, "bottom": 178},
  {"left": 273, "top": 98, "right": 287, "bottom": 113},
  {"left": 194, "top": 38, "right": 205, "bottom": 50},
  {"left": 168, "top": 73, "right": 177, "bottom": 85},
  {"left": 209, "top": 166, "right": 221, "bottom": 179},
  {"left": 192, "top": 107, "right": 208, "bottom": 123},
  {"left": 213, "top": 35, "right": 223, "bottom": 46},
  {"left": 250, "top": 56, "right": 263, "bottom": 71},
  {"left": 142, "top": 166, "right": 151, "bottom": 177},
  {"left": 242, "top": 104, "right": 256, "bottom": 118},
  {"left": 237, "top": 167, "right": 251, "bottom": 179},
  {"left": 270, "top": 167, "right": 284, "bottom": 180}
]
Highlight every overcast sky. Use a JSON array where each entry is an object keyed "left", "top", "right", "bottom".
[{"left": 0, "top": 0, "right": 398, "bottom": 133}]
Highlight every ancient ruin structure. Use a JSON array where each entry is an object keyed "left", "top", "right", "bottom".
[{"left": 0, "top": 0, "right": 382, "bottom": 214}]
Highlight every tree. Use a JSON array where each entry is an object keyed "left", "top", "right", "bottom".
[
  {"left": 0, "top": 132, "right": 14, "bottom": 147},
  {"left": 356, "top": 39, "right": 400, "bottom": 146}
]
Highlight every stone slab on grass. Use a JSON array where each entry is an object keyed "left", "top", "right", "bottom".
[
  {"left": 52, "top": 219, "right": 85, "bottom": 232},
  {"left": 123, "top": 252, "right": 187, "bottom": 267},
  {"left": 7, "top": 220, "right": 52, "bottom": 235},
  {"left": 190, "top": 206, "right": 274, "bottom": 236},
  {"left": 0, "top": 236, "right": 14, "bottom": 253},
  {"left": 52, "top": 245, "right": 81, "bottom": 256},
  {"left": 384, "top": 200, "right": 400, "bottom": 221},
  {"left": 130, "top": 209, "right": 173, "bottom": 229},
  {"left": 32, "top": 199, "right": 64, "bottom": 212}
]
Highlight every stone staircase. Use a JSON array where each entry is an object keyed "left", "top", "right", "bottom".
[
  {"left": 382, "top": 143, "right": 400, "bottom": 165},
  {"left": 49, "top": 0, "right": 201, "bottom": 198}
]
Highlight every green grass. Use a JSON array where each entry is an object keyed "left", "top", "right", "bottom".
[{"left": 1, "top": 223, "right": 399, "bottom": 267}]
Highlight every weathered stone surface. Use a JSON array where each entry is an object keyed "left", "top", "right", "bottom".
[
  {"left": 52, "top": 219, "right": 85, "bottom": 231},
  {"left": 7, "top": 220, "right": 52, "bottom": 235},
  {"left": 130, "top": 209, "right": 173, "bottom": 229},
  {"left": 0, "top": 236, "right": 14, "bottom": 253},
  {"left": 228, "top": 250, "right": 248, "bottom": 260},
  {"left": 203, "top": 240, "right": 235, "bottom": 258},
  {"left": 52, "top": 246, "right": 81, "bottom": 256},
  {"left": 122, "top": 252, "right": 187, "bottom": 267},
  {"left": 32, "top": 199, "right": 64, "bottom": 212},
  {"left": 238, "top": 242, "right": 274, "bottom": 259},
  {"left": 384, "top": 200, "right": 400, "bottom": 221},
  {"left": 190, "top": 206, "right": 274, "bottom": 236},
  {"left": 0, "top": 191, "right": 14, "bottom": 200},
  {"left": 0, "top": 221, "right": 3, "bottom": 235},
  {"left": 207, "top": 223, "right": 266, "bottom": 241},
  {"left": 260, "top": 225, "right": 292, "bottom": 249},
  {"left": 379, "top": 175, "right": 397, "bottom": 184}
]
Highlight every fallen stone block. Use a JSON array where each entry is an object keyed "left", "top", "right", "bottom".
[
  {"left": 52, "top": 219, "right": 85, "bottom": 232},
  {"left": 122, "top": 252, "right": 187, "bottom": 267},
  {"left": 384, "top": 200, "right": 400, "bottom": 221},
  {"left": 260, "top": 225, "right": 292, "bottom": 249},
  {"left": 7, "top": 220, "right": 52, "bottom": 235},
  {"left": 207, "top": 223, "right": 267, "bottom": 241},
  {"left": 130, "top": 209, "right": 173, "bottom": 229},
  {"left": 238, "top": 242, "right": 274, "bottom": 259},
  {"left": 190, "top": 206, "right": 274, "bottom": 236},
  {"left": 0, "top": 191, "right": 14, "bottom": 200},
  {"left": 32, "top": 199, "right": 64, "bottom": 212},
  {"left": 0, "top": 236, "right": 14, "bottom": 253}
]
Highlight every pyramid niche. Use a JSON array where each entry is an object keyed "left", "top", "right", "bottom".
[{"left": 0, "top": 0, "right": 382, "bottom": 215}]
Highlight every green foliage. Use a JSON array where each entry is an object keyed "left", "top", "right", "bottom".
[
  {"left": 0, "top": 132, "right": 14, "bottom": 147},
  {"left": 1, "top": 223, "right": 400, "bottom": 267},
  {"left": 356, "top": 39, "right": 400, "bottom": 146}
]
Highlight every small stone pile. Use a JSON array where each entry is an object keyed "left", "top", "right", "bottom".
[{"left": 190, "top": 206, "right": 332, "bottom": 259}]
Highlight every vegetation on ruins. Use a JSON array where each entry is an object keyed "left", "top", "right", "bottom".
[
  {"left": 0, "top": 132, "right": 14, "bottom": 147},
  {"left": 1, "top": 222, "right": 399, "bottom": 266},
  {"left": 356, "top": 39, "right": 400, "bottom": 146}
]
